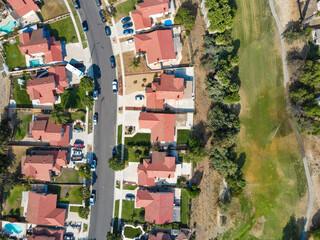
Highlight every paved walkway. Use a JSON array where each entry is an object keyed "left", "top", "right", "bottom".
[
  {"left": 268, "top": 0, "right": 313, "bottom": 239},
  {"left": 63, "top": 0, "right": 82, "bottom": 47}
]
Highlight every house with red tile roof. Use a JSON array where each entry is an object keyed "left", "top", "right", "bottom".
[
  {"left": 139, "top": 112, "right": 175, "bottom": 142},
  {"left": 30, "top": 114, "right": 70, "bottom": 146},
  {"left": 21, "top": 150, "right": 68, "bottom": 181},
  {"left": 134, "top": 30, "right": 176, "bottom": 65},
  {"left": 130, "top": 0, "right": 170, "bottom": 31},
  {"left": 18, "top": 28, "right": 63, "bottom": 66},
  {"left": 28, "top": 229, "right": 64, "bottom": 240},
  {"left": 26, "top": 66, "right": 68, "bottom": 106},
  {"left": 146, "top": 74, "right": 185, "bottom": 110},
  {"left": 136, "top": 189, "right": 174, "bottom": 224},
  {"left": 149, "top": 232, "right": 172, "bottom": 240},
  {"left": 7, "top": 0, "right": 40, "bottom": 18},
  {"left": 138, "top": 151, "right": 176, "bottom": 186},
  {"left": 26, "top": 192, "right": 66, "bottom": 227}
]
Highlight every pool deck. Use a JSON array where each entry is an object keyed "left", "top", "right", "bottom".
[
  {"left": 0, "top": 15, "right": 16, "bottom": 37},
  {"left": 1, "top": 221, "right": 31, "bottom": 239}
]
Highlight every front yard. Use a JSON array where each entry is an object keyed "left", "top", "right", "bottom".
[
  {"left": 45, "top": 17, "right": 78, "bottom": 43},
  {"left": 124, "top": 133, "right": 150, "bottom": 146},
  {"left": 13, "top": 112, "right": 32, "bottom": 140},
  {"left": 127, "top": 146, "right": 149, "bottom": 162},
  {"left": 48, "top": 184, "right": 82, "bottom": 204},
  {"left": 54, "top": 168, "right": 83, "bottom": 183},
  {"left": 12, "top": 77, "right": 32, "bottom": 107},
  {"left": 121, "top": 200, "right": 145, "bottom": 223},
  {"left": 115, "top": 0, "right": 137, "bottom": 22},
  {"left": 39, "top": 0, "right": 68, "bottom": 21},
  {"left": 58, "top": 87, "right": 86, "bottom": 109},
  {"left": 3, "top": 38, "right": 26, "bottom": 70}
]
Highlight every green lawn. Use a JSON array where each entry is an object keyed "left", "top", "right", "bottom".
[
  {"left": 222, "top": 0, "right": 308, "bottom": 238},
  {"left": 115, "top": 0, "right": 138, "bottom": 21},
  {"left": 117, "top": 125, "right": 123, "bottom": 145},
  {"left": 70, "top": 206, "right": 80, "bottom": 212},
  {"left": 127, "top": 146, "right": 149, "bottom": 162},
  {"left": 125, "top": 133, "right": 151, "bottom": 146},
  {"left": 4, "top": 185, "right": 31, "bottom": 218},
  {"left": 67, "top": 0, "right": 87, "bottom": 48},
  {"left": 123, "top": 226, "right": 142, "bottom": 238},
  {"left": 177, "top": 130, "right": 191, "bottom": 145},
  {"left": 58, "top": 87, "right": 86, "bottom": 109},
  {"left": 45, "top": 17, "right": 78, "bottom": 43},
  {"left": 70, "top": 110, "right": 86, "bottom": 122},
  {"left": 121, "top": 200, "right": 145, "bottom": 223},
  {"left": 3, "top": 37, "right": 26, "bottom": 70},
  {"left": 113, "top": 199, "right": 120, "bottom": 232},
  {"left": 123, "top": 185, "right": 138, "bottom": 190},
  {"left": 54, "top": 168, "right": 82, "bottom": 183},
  {"left": 180, "top": 190, "right": 190, "bottom": 226},
  {"left": 13, "top": 113, "right": 32, "bottom": 140},
  {"left": 13, "top": 77, "right": 32, "bottom": 106},
  {"left": 48, "top": 185, "right": 82, "bottom": 204},
  {"left": 39, "top": 0, "right": 68, "bottom": 21}
]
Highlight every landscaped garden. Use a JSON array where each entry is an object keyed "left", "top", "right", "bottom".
[
  {"left": 121, "top": 200, "right": 145, "bottom": 223},
  {"left": 123, "top": 226, "right": 143, "bottom": 238},
  {"left": 48, "top": 184, "right": 83, "bottom": 204},
  {"left": 45, "top": 17, "right": 78, "bottom": 43},
  {"left": 39, "top": 0, "right": 68, "bottom": 21},
  {"left": 3, "top": 38, "right": 26, "bottom": 70},
  {"left": 13, "top": 112, "right": 32, "bottom": 140},
  {"left": 12, "top": 77, "right": 32, "bottom": 106}
]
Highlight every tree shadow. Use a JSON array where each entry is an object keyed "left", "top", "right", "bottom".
[
  {"left": 311, "top": 209, "right": 320, "bottom": 233},
  {"left": 282, "top": 215, "right": 304, "bottom": 240},
  {"left": 44, "top": 24, "right": 67, "bottom": 43},
  {"left": 87, "top": 64, "right": 101, "bottom": 80},
  {"left": 190, "top": 169, "right": 203, "bottom": 185},
  {"left": 192, "top": 120, "right": 211, "bottom": 148},
  {"left": 302, "top": 0, "right": 311, "bottom": 19},
  {"left": 180, "top": 0, "right": 198, "bottom": 18}
]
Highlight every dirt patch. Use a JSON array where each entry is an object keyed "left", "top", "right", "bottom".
[
  {"left": 8, "top": 146, "right": 27, "bottom": 174},
  {"left": 124, "top": 71, "right": 162, "bottom": 94},
  {"left": 179, "top": 33, "right": 192, "bottom": 65},
  {"left": 0, "top": 75, "right": 10, "bottom": 119},
  {"left": 274, "top": 0, "right": 300, "bottom": 28},
  {"left": 115, "top": 51, "right": 151, "bottom": 77}
]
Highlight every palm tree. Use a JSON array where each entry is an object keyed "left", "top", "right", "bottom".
[
  {"left": 50, "top": 106, "right": 69, "bottom": 125},
  {"left": 130, "top": 58, "right": 140, "bottom": 69}
]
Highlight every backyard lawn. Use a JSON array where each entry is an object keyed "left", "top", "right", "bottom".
[
  {"left": 48, "top": 185, "right": 82, "bottom": 204},
  {"left": 3, "top": 38, "right": 26, "bottom": 70},
  {"left": 127, "top": 146, "right": 149, "bottom": 162},
  {"left": 13, "top": 112, "right": 32, "bottom": 140},
  {"left": 3, "top": 185, "right": 31, "bottom": 217},
  {"left": 70, "top": 110, "right": 86, "bottom": 122},
  {"left": 58, "top": 87, "right": 86, "bottom": 109},
  {"left": 121, "top": 200, "right": 144, "bottom": 223},
  {"left": 13, "top": 77, "right": 32, "bottom": 106},
  {"left": 177, "top": 130, "right": 191, "bottom": 145},
  {"left": 124, "top": 133, "right": 150, "bottom": 146},
  {"left": 115, "top": 0, "right": 138, "bottom": 21},
  {"left": 54, "top": 168, "right": 82, "bottom": 183},
  {"left": 180, "top": 190, "right": 190, "bottom": 226},
  {"left": 45, "top": 17, "right": 78, "bottom": 43},
  {"left": 39, "top": 0, "right": 68, "bottom": 21}
]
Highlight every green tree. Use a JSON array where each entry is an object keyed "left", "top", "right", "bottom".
[
  {"left": 174, "top": 7, "right": 195, "bottom": 31},
  {"left": 81, "top": 95, "right": 94, "bottom": 110},
  {"left": 223, "top": 92, "right": 240, "bottom": 104},
  {"left": 78, "top": 206, "right": 90, "bottom": 219},
  {"left": 108, "top": 157, "right": 125, "bottom": 171},
  {"left": 300, "top": 60, "right": 320, "bottom": 86},
  {"left": 78, "top": 164, "right": 91, "bottom": 179},
  {"left": 50, "top": 106, "right": 69, "bottom": 125},
  {"left": 130, "top": 58, "right": 140, "bottom": 69},
  {"left": 210, "top": 147, "right": 238, "bottom": 176},
  {"left": 311, "top": 228, "right": 320, "bottom": 240},
  {"left": 78, "top": 186, "right": 91, "bottom": 199},
  {"left": 106, "top": 232, "right": 121, "bottom": 240},
  {"left": 80, "top": 76, "right": 94, "bottom": 92},
  {"left": 283, "top": 25, "right": 311, "bottom": 44},
  {"left": 186, "top": 185, "right": 201, "bottom": 199}
]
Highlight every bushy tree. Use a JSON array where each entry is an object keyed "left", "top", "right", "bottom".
[
  {"left": 106, "top": 232, "right": 121, "bottom": 240},
  {"left": 81, "top": 95, "right": 94, "bottom": 110},
  {"left": 186, "top": 185, "right": 201, "bottom": 199},
  {"left": 78, "top": 186, "right": 90, "bottom": 199},
  {"left": 108, "top": 157, "right": 125, "bottom": 171},
  {"left": 78, "top": 164, "right": 91, "bottom": 179},
  {"left": 300, "top": 60, "right": 320, "bottom": 86},
  {"left": 206, "top": 77, "right": 225, "bottom": 102},
  {"left": 311, "top": 228, "right": 320, "bottom": 240},
  {"left": 174, "top": 7, "right": 195, "bottom": 31},
  {"left": 223, "top": 92, "right": 240, "bottom": 104},
  {"left": 50, "top": 106, "right": 69, "bottom": 125},
  {"left": 78, "top": 206, "right": 90, "bottom": 219},
  {"left": 210, "top": 147, "right": 238, "bottom": 176},
  {"left": 283, "top": 25, "right": 311, "bottom": 44},
  {"left": 80, "top": 76, "right": 94, "bottom": 92}
]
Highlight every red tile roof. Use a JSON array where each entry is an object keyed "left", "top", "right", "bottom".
[
  {"left": 7, "top": 0, "right": 40, "bottom": 17},
  {"left": 21, "top": 150, "right": 67, "bottom": 181},
  {"left": 29, "top": 229, "right": 64, "bottom": 240},
  {"left": 131, "top": 0, "right": 169, "bottom": 31},
  {"left": 48, "top": 66, "right": 68, "bottom": 90},
  {"left": 149, "top": 232, "right": 172, "bottom": 240},
  {"left": 139, "top": 112, "right": 175, "bottom": 142},
  {"left": 26, "top": 192, "right": 66, "bottom": 227},
  {"left": 27, "top": 76, "right": 57, "bottom": 104},
  {"left": 31, "top": 114, "right": 70, "bottom": 146},
  {"left": 138, "top": 151, "right": 175, "bottom": 186},
  {"left": 136, "top": 190, "right": 174, "bottom": 224},
  {"left": 19, "top": 29, "right": 63, "bottom": 63},
  {"left": 146, "top": 74, "right": 185, "bottom": 109},
  {"left": 134, "top": 30, "right": 176, "bottom": 64}
]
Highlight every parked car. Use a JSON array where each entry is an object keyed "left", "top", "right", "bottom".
[
  {"left": 105, "top": 26, "right": 111, "bottom": 36},
  {"left": 112, "top": 79, "right": 118, "bottom": 94},
  {"left": 93, "top": 112, "right": 98, "bottom": 125},
  {"left": 74, "top": 142, "right": 84, "bottom": 148},
  {"left": 42, "top": 109, "right": 51, "bottom": 114},
  {"left": 99, "top": 9, "right": 106, "bottom": 22},
  {"left": 122, "top": 22, "right": 133, "bottom": 29},
  {"left": 90, "top": 160, "right": 96, "bottom": 171},
  {"left": 110, "top": 55, "right": 116, "bottom": 68},
  {"left": 73, "top": 0, "right": 80, "bottom": 9},
  {"left": 123, "top": 29, "right": 133, "bottom": 35},
  {"left": 72, "top": 149, "right": 82, "bottom": 156},
  {"left": 121, "top": 16, "right": 131, "bottom": 24},
  {"left": 89, "top": 192, "right": 96, "bottom": 206},
  {"left": 126, "top": 38, "right": 134, "bottom": 44},
  {"left": 125, "top": 193, "right": 135, "bottom": 201},
  {"left": 95, "top": 0, "right": 101, "bottom": 6},
  {"left": 82, "top": 20, "right": 88, "bottom": 32},
  {"left": 135, "top": 95, "right": 144, "bottom": 101},
  {"left": 93, "top": 90, "right": 99, "bottom": 100},
  {"left": 112, "top": 146, "right": 117, "bottom": 157}
]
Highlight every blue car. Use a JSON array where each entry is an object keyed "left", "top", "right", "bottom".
[
  {"left": 99, "top": 10, "right": 106, "bottom": 22},
  {"left": 121, "top": 16, "right": 131, "bottom": 24},
  {"left": 82, "top": 20, "right": 88, "bottom": 32},
  {"left": 95, "top": 0, "right": 101, "bottom": 6},
  {"left": 123, "top": 29, "right": 133, "bottom": 35},
  {"left": 105, "top": 26, "right": 111, "bottom": 36},
  {"left": 110, "top": 55, "right": 116, "bottom": 68},
  {"left": 73, "top": 0, "right": 80, "bottom": 9},
  {"left": 123, "top": 22, "right": 133, "bottom": 29}
]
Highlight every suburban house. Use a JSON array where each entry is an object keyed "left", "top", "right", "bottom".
[
  {"left": 130, "top": 0, "right": 170, "bottom": 32},
  {"left": 28, "top": 229, "right": 64, "bottom": 240},
  {"left": 26, "top": 66, "right": 68, "bottom": 106},
  {"left": 139, "top": 112, "right": 175, "bottom": 142},
  {"left": 134, "top": 30, "right": 178, "bottom": 66},
  {"left": 7, "top": 0, "right": 41, "bottom": 26},
  {"left": 138, "top": 151, "right": 176, "bottom": 186},
  {"left": 146, "top": 74, "right": 185, "bottom": 110},
  {"left": 21, "top": 150, "right": 68, "bottom": 181},
  {"left": 149, "top": 232, "right": 172, "bottom": 240},
  {"left": 136, "top": 189, "right": 174, "bottom": 224},
  {"left": 30, "top": 114, "right": 70, "bottom": 146},
  {"left": 25, "top": 192, "right": 66, "bottom": 227},
  {"left": 18, "top": 28, "right": 63, "bottom": 67}
]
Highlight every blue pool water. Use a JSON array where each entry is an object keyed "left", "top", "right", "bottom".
[
  {"left": 0, "top": 20, "right": 17, "bottom": 33},
  {"left": 4, "top": 223, "right": 23, "bottom": 234},
  {"left": 29, "top": 59, "right": 41, "bottom": 67},
  {"left": 164, "top": 20, "right": 172, "bottom": 26}
]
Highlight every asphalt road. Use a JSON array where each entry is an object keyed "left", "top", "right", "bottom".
[{"left": 77, "top": 1, "right": 117, "bottom": 239}]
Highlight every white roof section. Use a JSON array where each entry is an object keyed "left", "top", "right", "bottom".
[{"left": 66, "top": 63, "right": 84, "bottom": 77}]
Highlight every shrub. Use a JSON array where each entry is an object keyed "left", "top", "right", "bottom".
[
  {"left": 186, "top": 185, "right": 201, "bottom": 199},
  {"left": 78, "top": 186, "right": 90, "bottom": 199},
  {"left": 78, "top": 164, "right": 91, "bottom": 179},
  {"left": 80, "top": 76, "right": 94, "bottom": 92},
  {"left": 108, "top": 157, "right": 125, "bottom": 171},
  {"left": 78, "top": 206, "right": 90, "bottom": 219},
  {"left": 174, "top": 7, "right": 195, "bottom": 31}
]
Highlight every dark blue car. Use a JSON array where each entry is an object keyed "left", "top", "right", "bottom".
[
  {"left": 123, "top": 22, "right": 133, "bottom": 29},
  {"left": 99, "top": 10, "right": 106, "bottom": 22},
  {"left": 105, "top": 26, "right": 111, "bottom": 36},
  {"left": 110, "top": 55, "right": 116, "bottom": 68},
  {"left": 73, "top": 0, "right": 80, "bottom": 9},
  {"left": 82, "top": 20, "right": 88, "bottom": 32},
  {"left": 121, "top": 16, "right": 131, "bottom": 24},
  {"left": 123, "top": 29, "right": 133, "bottom": 35}
]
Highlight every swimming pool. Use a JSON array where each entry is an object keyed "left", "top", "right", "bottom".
[
  {"left": 0, "top": 20, "right": 17, "bottom": 34},
  {"left": 164, "top": 20, "right": 172, "bottom": 26},
  {"left": 4, "top": 223, "right": 23, "bottom": 234},
  {"left": 29, "top": 59, "right": 41, "bottom": 67}
]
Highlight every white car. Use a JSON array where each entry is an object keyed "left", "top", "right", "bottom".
[
  {"left": 89, "top": 193, "right": 96, "bottom": 206},
  {"left": 90, "top": 160, "right": 96, "bottom": 171},
  {"left": 93, "top": 90, "right": 98, "bottom": 100},
  {"left": 126, "top": 38, "right": 134, "bottom": 44},
  {"left": 112, "top": 79, "right": 118, "bottom": 94},
  {"left": 93, "top": 112, "right": 98, "bottom": 125}
]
